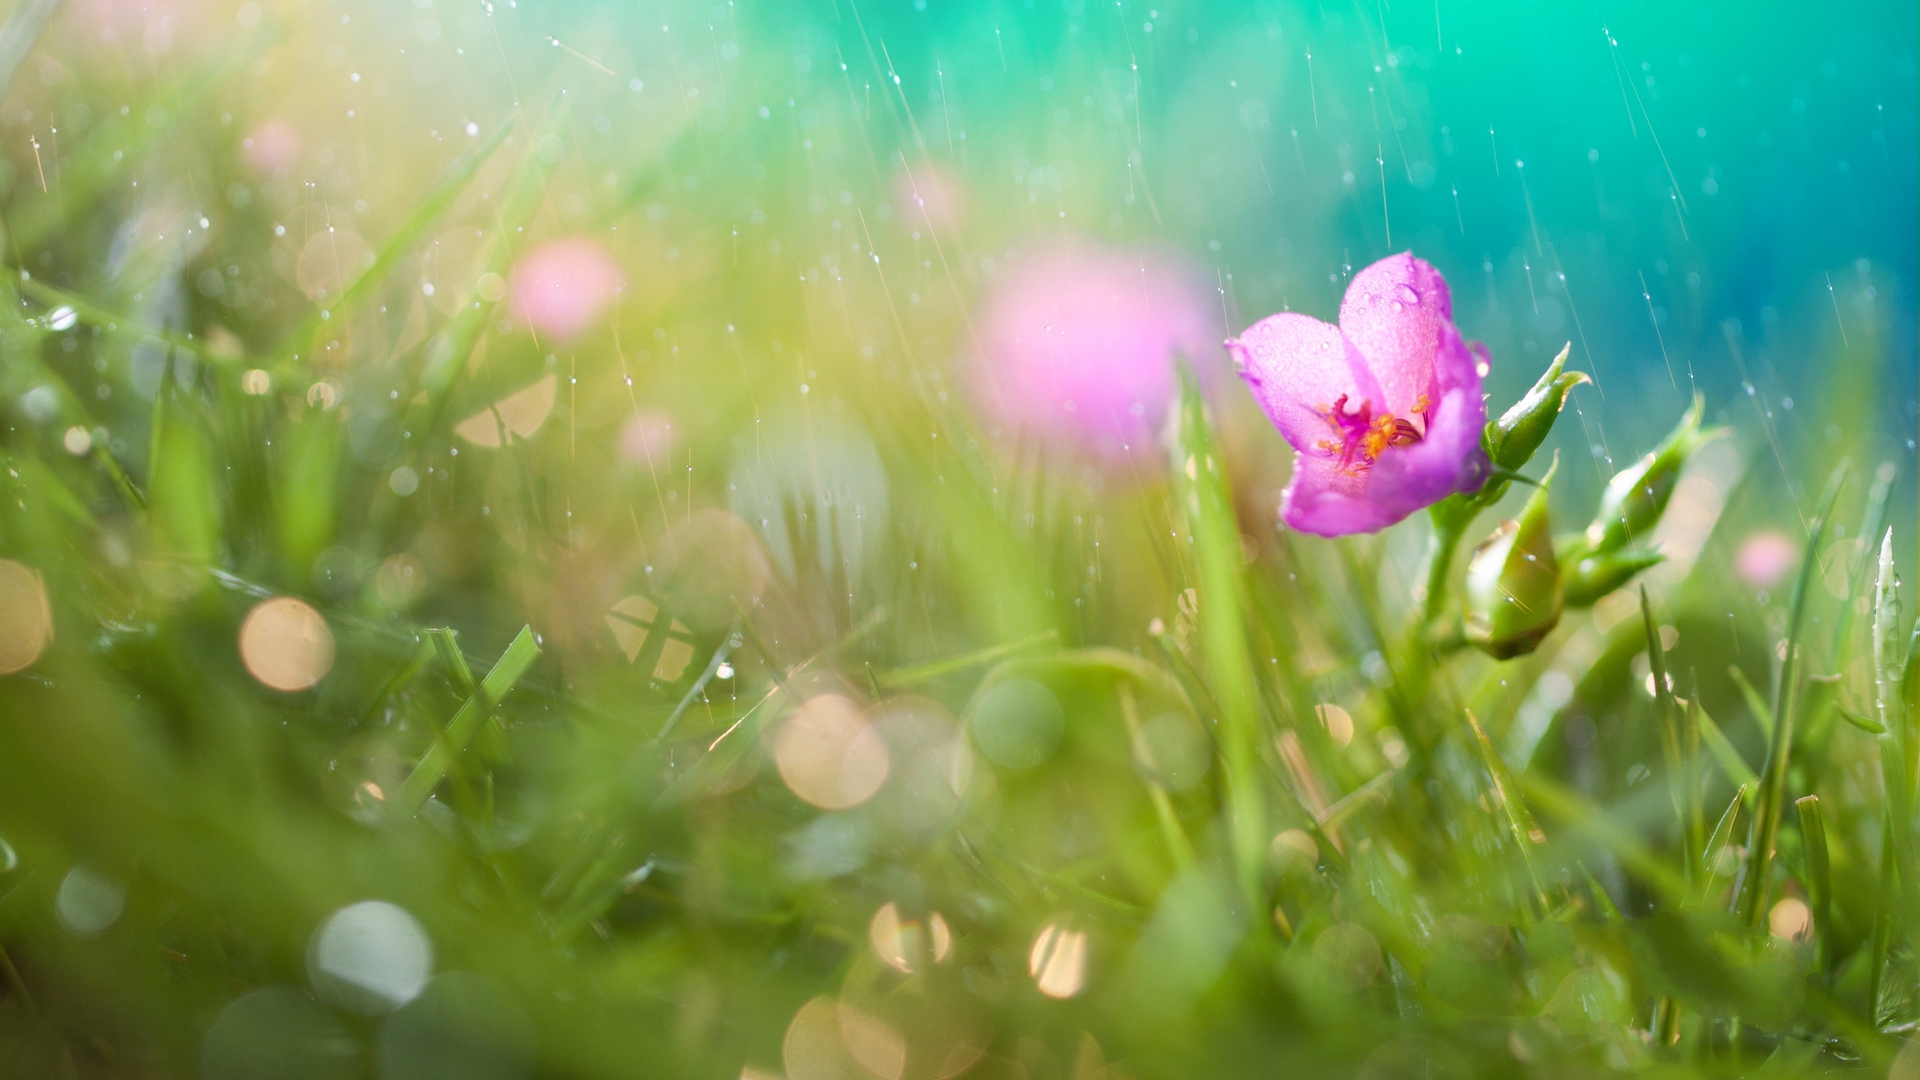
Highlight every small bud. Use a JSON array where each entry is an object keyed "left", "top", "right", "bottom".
[
  {"left": 1485, "top": 343, "right": 1589, "bottom": 472},
  {"left": 1583, "top": 394, "right": 1720, "bottom": 555},
  {"left": 1464, "top": 456, "right": 1562, "bottom": 659},
  {"left": 1561, "top": 547, "right": 1666, "bottom": 608}
]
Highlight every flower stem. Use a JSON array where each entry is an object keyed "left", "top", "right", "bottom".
[{"left": 1419, "top": 509, "right": 1470, "bottom": 630}]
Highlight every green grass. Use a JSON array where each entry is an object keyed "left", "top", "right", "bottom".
[{"left": 0, "top": 2, "right": 1912, "bottom": 1078}]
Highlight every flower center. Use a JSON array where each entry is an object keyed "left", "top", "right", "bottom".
[{"left": 1314, "top": 394, "right": 1427, "bottom": 471}]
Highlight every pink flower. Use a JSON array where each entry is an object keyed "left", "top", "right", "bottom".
[
  {"left": 1735, "top": 531, "right": 1797, "bottom": 588},
  {"left": 968, "top": 242, "right": 1216, "bottom": 462},
  {"left": 509, "top": 239, "right": 623, "bottom": 341},
  {"left": 1229, "top": 253, "right": 1490, "bottom": 537},
  {"left": 242, "top": 118, "right": 300, "bottom": 176}
]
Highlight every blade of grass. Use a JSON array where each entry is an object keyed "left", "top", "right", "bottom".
[
  {"left": 1465, "top": 709, "right": 1553, "bottom": 918},
  {"left": 1735, "top": 463, "right": 1846, "bottom": 929},
  {"left": 657, "top": 623, "right": 742, "bottom": 740},
  {"left": 1315, "top": 766, "right": 1398, "bottom": 835},
  {"left": 1119, "top": 681, "right": 1195, "bottom": 869},
  {"left": 873, "top": 629, "right": 1058, "bottom": 688},
  {"left": 359, "top": 636, "right": 438, "bottom": 725},
  {"left": 1171, "top": 364, "right": 1266, "bottom": 905},
  {"left": 1641, "top": 587, "right": 1693, "bottom": 883},
  {"left": 1830, "top": 462, "right": 1896, "bottom": 663},
  {"left": 1699, "top": 784, "right": 1750, "bottom": 905},
  {"left": 396, "top": 626, "right": 541, "bottom": 816},
  {"left": 1728, "top": 664, "right": 1775, "bottom": 742},
  {"left": 1794, "top": 795, "right": 1832, "bottom": 977},
  {"left": 1869, "top": 811, "right": 1896, "bottom": 1028},
  {"left": 1522, "top": 771, "right": 1692, "bottom": 908}
]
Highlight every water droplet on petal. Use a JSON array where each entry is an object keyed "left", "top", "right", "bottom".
[
  {"left": 1396, "top": 283, "right": 1420, "bottom": 305},
  {"left": 1475, "top": 360, "right": 1491, "bottom": 378},
  {"left": 1390, "top": 300, "right": 1404, "bottom": 313}
]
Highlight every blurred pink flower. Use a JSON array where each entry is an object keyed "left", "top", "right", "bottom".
[
  {"left": 894, "top": 162, "right": 967, "bottom": 232},
  {"left": 509, "top": 239, "right": 623, "bottom": 340},
  {"left": 1230, "top": 253, "right": 1490, "bottom": 537},
  {"left": 967, "top": 242, "right": 1216, "bottom": 461},
  {"left": 242, "top": 118, "right": 300, "bottom": 176},
  {"left": 1735, "top": 531, "right": 1797, "bottom": 588}
]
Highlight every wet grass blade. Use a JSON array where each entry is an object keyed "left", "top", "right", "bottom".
[
  {"left": 1699, "top": 784, "right": 1751, "bottom": 905},
  {"left": 1641, "top": 587, "right": 1694, "bottom": 882},
  {"left": 1729, "top": 664, "right": 1775, "bottom": 742},
  {"left": 359, "top": 636, "right": 438, "bottom": 725},
  {"left": 1119, "top": 681, "right": 1196, "bottom": 868},
  {"left": 1172, "top": 364, "right": 1267, "bottom": 904},
  {"left": 1695, "top": 704, "right": 1758, "bottom": 793},
  {"left": 1522, "top": 771, "right": 1692, "bottom": 908},
  {"left": 1795, "top": 795, "right": 1832, "bottom": 976},
  {"left": 874, "top": 629, "right": 1058, "bottom": 688},
  {"left": 396, "top": 626, "right": 541, "bottom": 816},
  {"left": 1465, "top": 709, "right": 1553, "bottom": 918},
  {"left": 1735, "top": 463, "right": 1846, "bottom": 928}
]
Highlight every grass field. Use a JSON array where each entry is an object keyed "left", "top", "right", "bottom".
[{"left": 0, "top": 0, "right": 1913, "bottom": 1077}]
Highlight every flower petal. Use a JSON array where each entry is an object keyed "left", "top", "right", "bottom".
[
  {"left": 1227, "top": 313, "right": 1382, "bottom": 454},
  {"left": 1280, "top": 453, "right": 1408, "bottom": 536},
  {"left": 1337, "top": 253, "right": 1453, "bottom": 421},
  {"left": 1279, "top": 322, "right": 1489, "bottom": 537}
]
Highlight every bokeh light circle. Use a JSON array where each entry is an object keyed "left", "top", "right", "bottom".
[
  {"left": 239, "top": 597, "right": 336, "bottom": 692},
  {"left": 0, "top": 559, "right": 53, "bottom": 674},
  {"left": 969, "top": 678, "right": 1065, "bottom": 770},
  {"left": 775, "top": 694, "right": 890, "bottom": 810},
  {"left": 310, "top": 900, "right": 434, "bottom": 1015}
]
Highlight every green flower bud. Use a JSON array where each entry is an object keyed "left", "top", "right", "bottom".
[
  {"left": 1582, "top": 394, "right": 1721, "bottom": 555},
  {"left": 1560, "top": 547, "right": 1665, "bottom": 608},
  {"left": 1485, "top": 343, "right": 1590, "bottom": 472},
  {"left": 1464, "top": 456, "right": 1562, "bottom": 660}
]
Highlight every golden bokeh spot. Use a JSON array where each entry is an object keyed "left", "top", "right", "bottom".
[
  {"left": 781, "top": 995, "right": 863, "bottom": 1080},
  {"left": 454, "top": 374, "right": 556, "bottom": 448},
  {"left": 241, "top": 369, "right": 272, "bottom": 395},
  {"left": 605, "top": 595, "right": 697, "bottom": 680},
  {"left": 239, "top": 596, "right": 335, "bottom": 692},
  {"left": 62, "top": 426, "right": 92, "bottom": 455},
  {"left": 1028, "top": 920, "right": 1088, "bottom": 999},
  {"left": 868, "top": 901, "right": 953, "bottom": 974},
  {"left": 0, "top": 560, "right": 53, "bottom": 675},
  {"left": 774, "top": 694, "right": 890, "bottom": 810},
  {"left": 1316, "top": 703, "right": 1354, "bottom": 747},
  {"left": 836, "top": 1001, "right": 907, "bottom": 1080},
  {"left": 306, "top": 382, "right": 338, "bottom": 409},
  {"left": 1769, "top": 896, "right": 1811, "bottom": 942}
]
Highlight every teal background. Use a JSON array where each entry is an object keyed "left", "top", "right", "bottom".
[{"left": 509, "top": 0, "right": 1919, "bottom": 513}]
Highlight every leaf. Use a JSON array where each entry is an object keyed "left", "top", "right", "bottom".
[{"left": 1837, "top": 705, "right": 1888, "bottom": 735}]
